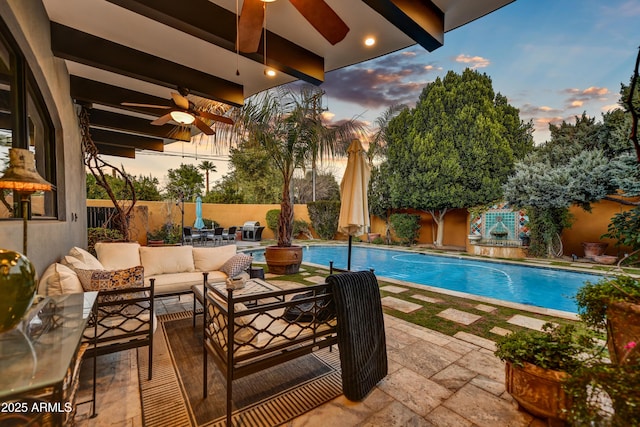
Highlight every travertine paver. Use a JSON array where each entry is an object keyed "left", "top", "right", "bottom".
[
  {"left": 470, "top": 375, "right": 505, "bottom": 396},
  {"left": 455, "top": 350, "right": 505, "bottom": 382},
  {"left": 571, "top": 263, "right": 594, "bottom": 268},
  {"left": 377, "top": 368, "right": 452, "bottom": 417},
  {"left": 411, "top": 294, "right": 443, "bottom": 304},
  {"left": 300, "top": 272, "right": 311, "bottom": 276},
  {"left": 444, "top": 384, "right": 533, "bottom": 427},
  {"left": 431, "top": 363, "right": 477, "bottom": 391},
  {"left": 453, "top": 332, "right": 496, "bottom": 351},
  {"left": 474, "top": 303, "right": 497, "bottom": 313},
  {"left": 489, "top": 326, "right": 512, "bottom": 336},
  {"left": 379, "top": 285, "right": 408, "bottom": 294},
  {"left": 381, "top": 296, "right": 422, "bottom": 313},
  {"left": 507, "top": 314, "right": 555, "bottom": 331},
  {"left": 304, "top": 275, "right": 326, "bottom": 284},
  {"left": 361, "top": 401, "right": 430, "bottom": 427},
  {"left": 437, "top": 308, "right": 481, "bottom": 325},
  {"left": 425, "top": 406, "right": 473, "bottom": 427},
  {"left": 387, "top": 339, "right": 461, "bottom": 378}
]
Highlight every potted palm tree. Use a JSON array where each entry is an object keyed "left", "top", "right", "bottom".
[{"left": 233, "top": 86, "right": 361, "bottom": 274}]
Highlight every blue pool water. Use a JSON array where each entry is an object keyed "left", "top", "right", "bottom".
[{"left": 250, "top": 245, "right": 606, "bottom": 313}]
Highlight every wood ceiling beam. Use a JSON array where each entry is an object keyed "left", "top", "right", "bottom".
[
  {"left": 106, "top": 0, "right": 325, "bottom": 85},
  {"left": 362, "top": 0, "right": 444, "bottom": 52},
  {"left": 95, "top": 143, "right": 136, "bottom": 159},
  {"left": 70, "top": 76, "right": 171, "bottom": 117},
  {"left": 50, "top": 22, "right": 244, "bottom": 107},
  {"left": 90, "top": 128, "right": 165, "bottom": 152},
  {"left": 85, "top": 109, "right": 191, "bottom": 142}
]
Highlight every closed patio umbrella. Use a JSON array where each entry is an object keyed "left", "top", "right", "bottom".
[
  {"left": 194, "top": 196, "right": 205, "bottom": 229},
  {"left": 338, "top": 139, "right": 371, "bottom": 270}
]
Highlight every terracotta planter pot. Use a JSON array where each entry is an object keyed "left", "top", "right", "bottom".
[
  {"left": 582, "top": 242, "right": 608, "bottom": 260},
  {"left": 606, "top": 300, "right": 640, "bottom": 365},
  {"left": 264, "top": 245, "right": 303, "bottom": 275},
  {"left": 505, "top": 361, "right": 571, "bottom": 424}
]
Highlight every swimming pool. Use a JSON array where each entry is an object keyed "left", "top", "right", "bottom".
[{"left": 249, "top": 245, "right": 606, "bottom": 313}]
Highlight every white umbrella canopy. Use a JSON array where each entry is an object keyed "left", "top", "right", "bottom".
[{"left": 338, "top": 139, "right": 371, "bottom": 270}]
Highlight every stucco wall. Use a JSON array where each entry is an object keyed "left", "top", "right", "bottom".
[{"left": 0, "top": 1, "right": 86, "bottom": 275}]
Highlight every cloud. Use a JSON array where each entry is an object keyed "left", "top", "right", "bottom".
[
  {"left": 454, "top": 54, "right": 490, "bottom": 69},
  {"left": 601, "top": 103, "right": 622, "bottom": 112},
  {"left": 562, "top": 86, "right": 610, "bottom": 109},
  {"left": 322, "top": 50, "right": 440, "bottom": 109},
  {"left": 518, "top": 103, "right": 562, "bottom": 117}
]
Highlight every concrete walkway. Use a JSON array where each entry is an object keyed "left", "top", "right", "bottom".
[{"left": 75, "top": 294, "right": 546, "bottom": 427}]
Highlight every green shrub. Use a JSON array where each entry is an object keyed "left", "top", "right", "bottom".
[
  {"left": 293, "top": 219, "right": 312, "bottom": 239},
  {"left": 148, "top": 223, "right": 182, "bottom": 244},
  {"left": 602, "top": 206, "right": 640, "bottom": 251},
  {"left": 307, "top": 201, "right": 340, "bottom": 240},
  {"left": 389, "top": 213, "right": 421, "bottom": 245},
  {"left": 202, "top": 218, "right": 219, "bottom": 229},
  {"left": 87, "top": 227, "right": 123, "bottom": 256},
  {"left": 372, "top": 236, "right": 385, "bottom": 245},
  {"left": 266, "top": 209, "right": 280, "bottom": 240}
]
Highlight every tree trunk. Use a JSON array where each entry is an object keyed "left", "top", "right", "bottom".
[
  {"left": 428, "top": 209, "right": 448, "bottom": 247},
  {"left": 278, "top": 176, "right": 294, "bottom": 247}
]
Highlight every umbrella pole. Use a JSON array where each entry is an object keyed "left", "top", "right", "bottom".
[{"left": 348, "top": 235, "right": 352, "bottom": 271}]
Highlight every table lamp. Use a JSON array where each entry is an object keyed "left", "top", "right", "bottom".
[{"left": 0, "top": 148, "right": 55, "bottom": 255}]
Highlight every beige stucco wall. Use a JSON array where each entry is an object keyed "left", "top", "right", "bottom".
[{"left": 0, "top": 1, "right": 86, "bottom": 275}]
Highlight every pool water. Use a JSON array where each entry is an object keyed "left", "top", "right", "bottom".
[{"left": 250, "top": 245, "right": 606, "bottom": 313}]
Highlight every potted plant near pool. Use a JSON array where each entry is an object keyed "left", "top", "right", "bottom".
[
  {"left": 575, "top": 275, "right": 640, "bottom": 365},
  {"left": 232, "top": 86, "right": 361, "bottom": 274},
  {"left": 494, "top": 323, "right": 597, "bottom": 425}
]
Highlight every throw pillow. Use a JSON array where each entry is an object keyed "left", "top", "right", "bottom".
[
  {"left": 220, "top": 253, "right": 253, "bottom": 279},
  {"left": 139, "top": 246, "right": 195, "bottom": 276},
  {"left": 38, "top": 263, "right": 83, "bottom": 296},
  {"left": 192, "top": 245, "right": 237, "bottom": 271},
  {"left": 95, "top": 242, "right": 141, "bottom": 270},
  {"left": 76, "top": 266, "right": 145, "bottom": 309},
  {"left": 68, "top": 246, "right": 104, "bottom": 270}
]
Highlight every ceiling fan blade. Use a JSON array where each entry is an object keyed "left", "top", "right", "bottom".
[
  {"left": 150, "top": 113, "right": 173, "bottom": 126},
  {"left": 171, "top": 92, "right": 190, "bottom": 110},
  {"left": 121, "top": 102, "right": 171, "bottom": 109},
  {"left": 289, "top": 0, "right": 349, "bottom": 45},
  {"left": 197, "top": 111, "right": 234, "bottom": 125},
  {"left": 238, "top": 0, "right": 264, "bottom": 53},
  {"left": 193, "top": 117, "right": 215, "bottom": 135}
]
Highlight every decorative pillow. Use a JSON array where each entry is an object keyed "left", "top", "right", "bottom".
[
  {"left": 61, "top": 255, "right": 93, "bottom": 272},
  {"left": 192, "top": 245, "right": 237, "bottom": 271},
  {"left": 76, "top": 266, "right": 145, "bottom": 309},
  {"left": 68, "top": 246, "right": 104, "bottom": 270},
  {"left": 95, "top": 242, "right": 141, "bottom": 270},
  {"left": 38, "top": 263, "right": 83, "bottom": 296},
  {"left": 139, "top": 246, "right": 195, "bottom": 276},
  {"left": 220, "top": 253, "right": 253, "bottom": 279}
]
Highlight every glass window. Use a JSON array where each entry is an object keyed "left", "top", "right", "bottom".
[{"left": 0, "top": 18, "right": 57, "bottom": 220}]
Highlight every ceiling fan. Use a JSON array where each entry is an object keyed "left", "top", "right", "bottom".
[
  {"left": 121, "top": 88, "right": 234, "bottom": 136},
  {"left": 238, "top": 0, "right": 350, "bottom": 53}
]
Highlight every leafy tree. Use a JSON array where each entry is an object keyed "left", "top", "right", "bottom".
[
  {"left": 366, "top": 104, "right": 407, "bottom": 166},
  {"left": 198, "top": 160, "right": 217, "bottom": 194},
  {"left": 368, "top": 163, "right": 393, "bottom": 243},
  {"left": 164, "top": 164, "right": 204, "bottom": 202},
  {"left": 293, "top": 171, "right": 340, "bottom": 203},
  {"left": 389, "top": 213, "right": 421, "bottom": 246},
  {"left": 227, "top": 145, "right": 281, "bottom": 204},
  {"left": 386, "top": 69, "right": 527, "bottom": 246},
  {"left": 307, "top": 200, "right": 340, "bottom": 240},
  {"left": 203, "top": 175, "right": 243, "bottom": 203}
]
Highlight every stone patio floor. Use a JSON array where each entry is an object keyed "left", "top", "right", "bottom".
[{"left": 74, "top": 292, "right": 549, "bottom": 427}]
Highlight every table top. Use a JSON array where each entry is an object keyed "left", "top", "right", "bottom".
[
  {"left": 0, "top": 292, "right": 97, "bottom": 398},
  {"left": 208, "top": 278, "right": 280, "bottom": 297}
]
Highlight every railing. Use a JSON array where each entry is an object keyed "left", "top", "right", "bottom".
[{"left": 87, "top": 206, "right": 117, "bottom": 229}]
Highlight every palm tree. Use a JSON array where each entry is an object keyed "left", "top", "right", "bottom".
[
  {"left": 367, "top": 104, "right": 407, "bottom": 166},
  {"left": 234, "top": 85, "right": 360, "bottom": 248},
  {"left": 198, "top": 160, "right": 217, "bottom": 194}
]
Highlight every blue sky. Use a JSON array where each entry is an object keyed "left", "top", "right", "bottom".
[{"left": 123, "top": 0, "right": 640, "bottom": 184}]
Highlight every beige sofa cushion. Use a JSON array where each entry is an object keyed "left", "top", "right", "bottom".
[
  {"left": 192, "top": 245, "right": 237, "bottom": 271},
  {"left": 95, "top": 242, "right": 142, "bottom": 270},
  {"left": 68, "top": 246, "right": 104, "bottom": 270},
  {"left": 139, "top": 245, "right": 195, "bottom": 276},
  {"left": 39, "top": 263, "right": 84, "bottom": 295}
]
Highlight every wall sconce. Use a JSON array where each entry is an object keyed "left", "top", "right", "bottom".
[{"left": 0, "top": 148, "right": 55, "bottom": 255}]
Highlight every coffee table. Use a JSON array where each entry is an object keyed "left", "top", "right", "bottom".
[{"left": 191, "top": 278, "right": 282, "bottom": 327}]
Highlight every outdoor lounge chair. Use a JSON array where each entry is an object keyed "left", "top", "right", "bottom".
[
  {"left": 183, "top": 226, "right": 202, "bottom": 245},
  {"left": 206, "top": 227, "right": 224, "bottom": 245}
]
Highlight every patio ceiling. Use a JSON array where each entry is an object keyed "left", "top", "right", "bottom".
[{"left": 43, "top": 0, "right": 514, "bottom": 158}]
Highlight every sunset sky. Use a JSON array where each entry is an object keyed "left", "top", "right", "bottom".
[{"left": 115, "top": 0, "right": 640, "bottom": 186}]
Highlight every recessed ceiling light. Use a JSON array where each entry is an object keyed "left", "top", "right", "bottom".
[
  {"left": 364, "top": 37, "right": 376, "bottom": 47},
  {"left": 264, "top": 68, "right": 277, "bottom": 77}
]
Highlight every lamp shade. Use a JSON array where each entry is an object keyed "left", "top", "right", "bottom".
[{"left": 0, "top": 148, "right": 54, "bottom": 193}]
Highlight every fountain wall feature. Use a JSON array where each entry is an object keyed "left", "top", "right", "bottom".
[
  {"left": 468, "top": 203, "right": 529, "bottom": 258},
  {"left": 489, "top": 216, "right": 510, "bottom": 240}
]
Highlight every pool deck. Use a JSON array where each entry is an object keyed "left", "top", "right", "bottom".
[{"left": 73, "top": 241, "right": 624, "bottom": 426}]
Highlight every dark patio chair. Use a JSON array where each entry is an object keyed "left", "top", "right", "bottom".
[
  {"left": 183, "top": 226, "right": 202, "bottom": 245},
  {"left": 221, "top": 226, "right": 237, "bottom": 244},
  {"left": 206, "top": 227, "right": 224, "bottom": 245}
]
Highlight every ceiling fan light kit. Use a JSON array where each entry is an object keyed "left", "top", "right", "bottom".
[{"left": 170, "top": 111, "right": 196, "bottom": 125}]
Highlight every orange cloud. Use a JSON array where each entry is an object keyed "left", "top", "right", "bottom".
[{"left": 454, "top": 54, "right": 490, "bottom": 69}]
